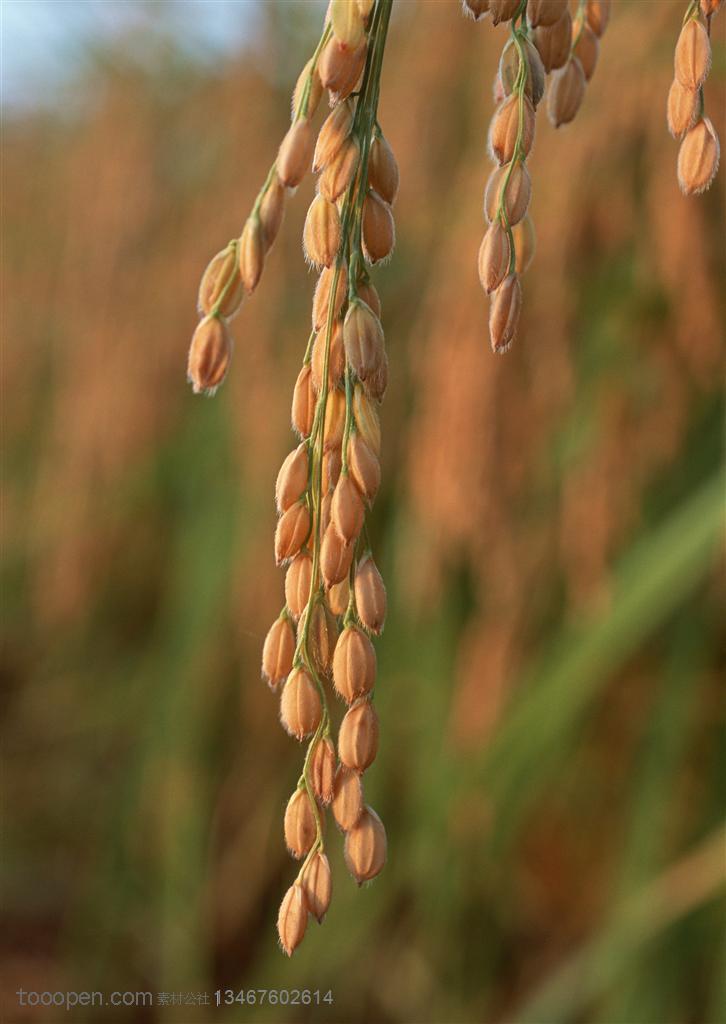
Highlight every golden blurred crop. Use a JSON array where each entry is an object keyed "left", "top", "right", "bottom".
[{"left": 2, "top": 2, "right": 724, "bottom": 1022}]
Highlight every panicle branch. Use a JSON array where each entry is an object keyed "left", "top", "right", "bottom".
[
  {"left": 465, "top": 0, "right": 611, "bottom": 352},
  {"left": 195, "top": 0, "right": 396, "bottom": 957},
  {"left": 187, "top": 16, "right": 333, "bottom": 395}
]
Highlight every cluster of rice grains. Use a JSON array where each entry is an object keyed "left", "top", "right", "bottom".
[
  {"left": 667, "top": 0, "right": 721, "bottom": 195},
  {"left": 187, "top": 0, "right": 723, "bottom": 959},
  {"left": 189, "top": 0, "right": 394, "bottom": 956},
  {"left": 465, "top": 0, "right": 611, "bottom": 352}
]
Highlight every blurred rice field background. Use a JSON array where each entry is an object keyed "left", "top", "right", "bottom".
[{"left": 1, "top": 2, "right": 725, "bottom": 1022}]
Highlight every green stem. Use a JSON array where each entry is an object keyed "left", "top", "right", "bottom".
[
  {"left": 683, "top": 0, "right": 700, "bottom": 25},
  {"left": 250, "top": 163, "right": 277, "bottom": 219},
  {"left": 349, "top": 0, "right": 394, "bottom": 270},
  {"left": 341, "top": 366, "right": 355, "bottom": 473},
  {"left": 248, "top": 21, "right": 332, "bottom": 225},
  {"left": 571, "top": 0, "right": 587, "bottom": 52},
  {"left": 295, "top": 23, "right": 333, "bottom": 122},
  {"left": 295, "top": 721, "right": 326, "bottom": 867},
  {"left": 302, "top": 328, "right": 316, "bottom": 366}
]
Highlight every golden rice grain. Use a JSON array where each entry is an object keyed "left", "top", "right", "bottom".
[
  {"left": 478, "top": 220, "right": 511, "bottom": 295},
  {"left": 489, "top": 273, "right": 522, "bottom": 353},
  {"left": 277, "top": 883, "right": 308, "bottom": 956},
  {"left": 198, "top": 245, "right": 244, "bottom": 318},
  {"left": 333, "top": 625, "right": 377, "bottom": 703},
  {"left": 302, "top": 851, "right": 332, "bottom": 923},
  {"left": 261, "top": 616, "right": 296, "bottom": 689},
  {"left": 279, "top": 667, "right": 322, "bottom": 740},
  {"left": 678, "top": 117, "right": 720, "bottom": 195},
  {"left": 277, "top": 118, "right": 315, "bottom": 189},
  {"left": 284, "top": 789, "right": 318, "bottom": 859},
  {"left": 547, "top": 57, "right": 587, "bottom": 128},
  {"left": 339, "top": 699, "right": 379, "bottom": 772},
  {"left": 310, "top": 736, "right": 337, "bottom": 804},
  {"left": 354, "top": 555, "right": 387, "bottom": 634},
  {"left": 275, "top": 502, "right": 311, "bottom": 565},
  {"left": 343, "top": 806, "right": 386, "bottom": 884},
  {"left": 332, "top": 766, "right": 364, "bottom": 831},
  {"left": 533, "top": 10, "right": 572, "bottom": 72},
  {"left": 187, "top": 315, "right": 232, "bottom": 395}
]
